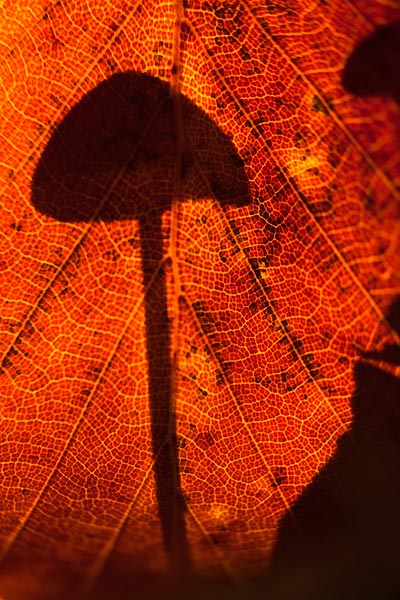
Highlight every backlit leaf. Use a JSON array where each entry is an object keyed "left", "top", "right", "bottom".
[{"left": 1, "top": 1, "right": 399, "bottom": 598}]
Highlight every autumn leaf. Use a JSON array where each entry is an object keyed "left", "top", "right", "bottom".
[{"left": 1, "top": 1, "right": 400, "bottom": 599}]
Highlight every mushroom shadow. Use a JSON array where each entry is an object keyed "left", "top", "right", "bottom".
[
  {"left": 263, "top": 25, "right": 400, "bottom": 600},
  {"left": 31, "top": 71, "right": 250, "bottom": 585}
]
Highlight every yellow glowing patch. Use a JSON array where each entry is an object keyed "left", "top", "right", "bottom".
[{"left": 286, "top": 148, "right": 325, "bottom": 179}]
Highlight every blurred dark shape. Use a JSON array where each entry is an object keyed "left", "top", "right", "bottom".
[
  {"left": 261, "top": 24, "right": 400, "bottom": 600},
  {"left": 265, "top": 299, "right": 400, "bottom": 600},
  {"left": 343, "top": 22, "right": 400, "bottom": 103},
  {"left": 364, "top": 298, "right": 400, "bottom": 365}
]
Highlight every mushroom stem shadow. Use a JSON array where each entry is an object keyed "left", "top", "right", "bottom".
[{"left": 139, "top": 213, "right": 190, "bottom": 576}]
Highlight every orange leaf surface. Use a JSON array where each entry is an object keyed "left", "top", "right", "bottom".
[{"left": 1, "top": 1, "right": 400, "bottom": 599}]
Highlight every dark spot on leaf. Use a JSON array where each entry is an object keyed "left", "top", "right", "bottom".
[
  {"left": 311, "top": 94, "right": 329, "bottom": 115},
  {"left": 271, "top": 467, "right": 287, "bottom": 488},
  {"left": 196, "top": 431, "right": 216, "bottom": 450}
]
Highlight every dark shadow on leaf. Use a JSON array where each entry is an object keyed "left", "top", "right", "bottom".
[
  {"left": 31, "top": 71, "right": 250, "bottom": 595},
  {"left": 262, "top": 25, "right": 400, "bottom": 599},
  {"left": 342, "top": 22, "right": 400, "bottom": 104},
  {"left": 264, "top": 298, "right": 400, "bottom": 600}
]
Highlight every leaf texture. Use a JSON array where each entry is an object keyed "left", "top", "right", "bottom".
[{"left": 0, "top": 1, "right": 399, "bottom": 599}]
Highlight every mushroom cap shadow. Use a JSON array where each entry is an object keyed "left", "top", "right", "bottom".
[
  {"left": 31, "top": 71, "right": 250, "bottom": 223},
  {"left": 342, "top": 22, "right": 400, "bottom": 104}
]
